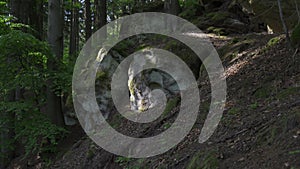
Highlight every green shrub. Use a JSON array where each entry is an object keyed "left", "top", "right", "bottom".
[
  {"left": 0, "top": 30, "right": 68, "bottom": 158},
  {"left": 179, "top": 0, "right": 200, "bottom": 19},
  {"left": 291, "top": 23, "right": 300, "bottom": 48}
]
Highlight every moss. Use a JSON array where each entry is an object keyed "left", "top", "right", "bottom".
[
  {"left": 187, "top": 150, "right": 219, "bottom": 169},
  {"left": 110, "top": 113, "right": 123, "bottom": 128},
  {"left": 162, "top": 97, "right": 180, "bottom": 117},
  {"left": 250, "top": 103, "right": 258, "bottom": 110},
  {"left": 218, "top": 37, "right": 257, "bottom": 60},
  {"left": 207, "top": 26, "right": 226, "bottom": 36},
  {"left": 267, "top": 36, "right": 281, "bottom": 47},
  {"left": 164, "top": 40, "right": 179, "bottom": 50},
  {"left": 289, "top": 150, "right": 300, "bottom": 155},
  {"left": 96, "top": 71, "right": 107, "bottom": 80},
  {"left": 86, "top": 143, "right": 97, "bottom": 159},
  {"left": 163, "top": 122, "right": 172, "bottom": 129},
  {"left": 228, "top": 107, "right": 240, "bottom": 115}
]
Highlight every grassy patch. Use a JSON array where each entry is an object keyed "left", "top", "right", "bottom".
[
  {"left": 254, "top": 86, "right": 274, "bottom": 99},
  {"left": 276, "top": 87, "right": 300, "bottom": 100},
  {"left": 115, "top": 156, "right": 135, "bottom": 168},
  {"left": 289, "top": 150, "right": 300, "bottom": 155},
  {"left": 256, "top": 112, "right": 300, "bottom": 146}
]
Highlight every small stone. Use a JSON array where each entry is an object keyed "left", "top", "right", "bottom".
[
  {"left": 284, "top": 162, "right": 289, "bottom": 167},
  {"left": 238, "top": 157, "right": 245, "bottom": 162}
]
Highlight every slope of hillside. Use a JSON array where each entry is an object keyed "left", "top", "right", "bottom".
[{"left": 47, "top": 33, "right": 300, "bottom": 169}]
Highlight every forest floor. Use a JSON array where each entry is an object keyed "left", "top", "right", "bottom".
[{"left": 10, "top": 32, "right": 300, "bottom": 169}]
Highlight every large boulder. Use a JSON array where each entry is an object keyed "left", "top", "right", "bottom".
[{"left": 95, "top": 50, "right": 125, "bottom": 119}]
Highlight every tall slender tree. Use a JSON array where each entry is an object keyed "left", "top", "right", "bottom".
[
  {"left": 85, "top": 0, "right": 92, "bottom": 41},
  {"left": 99, "top": 0, "right": 107, "bottom": 34},
  {"left": 277, "top": 0, "right": 291, "bottom": 46},
  {"left": 95, "top": 0, "right": 107, "bottom": 30},
  {"left": 47, "top": 0, "right": 64, "bottom": 126},
  {"left": 69, "top": 0, "right": 79, "bottom": 56},
  {"left": 9, "top": 0, "right": 44, "bottom": 39}
]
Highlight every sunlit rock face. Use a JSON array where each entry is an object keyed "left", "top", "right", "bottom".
[
  {"left": 95, "top": 50, "right": 125, "bottom": 119},
  {"left": 95, "top": 49, "right": 181, "bottom": 117},
  {"left": 128, "top": 51, "right": 179, "bottom": 112}
]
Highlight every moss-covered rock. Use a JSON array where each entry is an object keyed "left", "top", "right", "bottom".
[{"left": 267, "top": 36, "right": 281, "bottom": 47}]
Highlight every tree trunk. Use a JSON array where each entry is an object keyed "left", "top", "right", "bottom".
[
  {"left": 164, "top": 0, "right": 180, "bottom": 15},
  {"left": 0, "top": 91, "right": 15, "bottom": 169},
  {"left": 85, "top": 0, "right": 92, "bottom": 41},
  {"left": 295, "top": 0, "right": 300, "bottom": 24},
  {"left": 95, "top": 0, "right": 107, "bottom": 30},
  {"left": 69, "top": 0, "right": 79, "bottom": 56},
  {"left": 94, "top": 0, "right": 107, "bottom": 41},
  {"left": 10, "top": 0, "right": 30, "bottom": 24},
  {"left": 47, "top": 0, "right": 64, "bottom": 126},
  {"left": 94, "top": 0, "right": 99, "bottom": 31},
  {"left": 29, "top": 0, "right": 44, "bottom": 39},
  {"left": 277, "top": 0, "right": 291, "bottom": 46},
  {"left": 10, "top": 0, "right": 44, "bottom": 39},
  {"left": 99, "top": 0, "right": 107, "bottom": 29}
]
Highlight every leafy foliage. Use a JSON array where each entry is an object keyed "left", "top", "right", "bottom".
[
  {"left": 291, "top": 23, "right": 300, "bottom": 48},
  {"left": 179, "top": 0, "right": 201, "bottom": 19},
  {"left": 0, "top": 29, "right": 67, "bottom": 158}
]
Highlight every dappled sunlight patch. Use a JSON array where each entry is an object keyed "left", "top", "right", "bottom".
[{"left": 224, "top": 59, "right": 249, "bottom": 77}]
